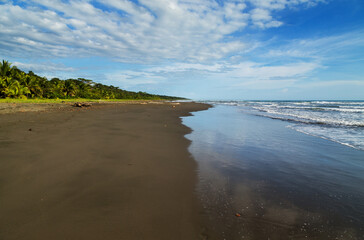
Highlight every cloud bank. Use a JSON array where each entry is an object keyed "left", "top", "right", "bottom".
[{"left": 0, "top": 0, "right": 324, "bottom": 62}]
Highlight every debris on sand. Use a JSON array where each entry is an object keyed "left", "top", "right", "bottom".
[{"left": 73, "top": 102, "right": 92, "bottom": 108}]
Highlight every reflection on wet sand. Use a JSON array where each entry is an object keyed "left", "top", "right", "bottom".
[{"left": 184, "top": 105, "right": 364, "bottom": 240}]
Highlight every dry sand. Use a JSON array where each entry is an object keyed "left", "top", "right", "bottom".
[{"left": 0, "top": 102, "right": 210, "bottom": 240}]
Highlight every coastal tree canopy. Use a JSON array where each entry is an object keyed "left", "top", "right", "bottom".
[{"left": 0, "top": 60, "right": 184, "bottom": 100}]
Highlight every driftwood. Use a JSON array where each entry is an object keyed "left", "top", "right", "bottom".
[{"left": 73, "top": 102, "right": 92, "bottom": 108}]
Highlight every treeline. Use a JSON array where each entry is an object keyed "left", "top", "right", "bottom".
[{"left": 0, "top": 60, "right": 183, "bottom": 100}]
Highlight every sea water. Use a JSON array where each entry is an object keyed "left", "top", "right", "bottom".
[
  {"left": 183, "top": 102, "right": 364, "bottom": 239},
  {"left": 209, "top": 101, "right": 364, "bottom": 151}
]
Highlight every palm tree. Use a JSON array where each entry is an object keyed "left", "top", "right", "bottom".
[
  {"left": 64, "top": 80, "right": 77, "bottom": 98},
  {"left": 76, "top": 81, "right": 91, "bottom": 98},
  {"left": 0, "top": 76, "right": 8, "bottom": 98},
  {"left": 0, "top": 60, "right": 13, "bottom": 77},
  {"left": 48, "top": 78, "right": 65, "bottom": 98},
  {"left": 1, "top": 77, "right": 30, "bottom": 98},
  {"left": 22, "top": 75, "right": 43, "bottom": 98}
]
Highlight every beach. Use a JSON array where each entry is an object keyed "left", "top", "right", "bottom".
[
  {"left": 0, "top": 102, "right": 210, "bottom": 240},
  {"left": 2, "top": 101, "right": 364, "bottom": 240}
]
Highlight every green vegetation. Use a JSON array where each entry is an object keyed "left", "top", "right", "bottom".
[
  {"left": 0, "top": 98, "right": 156, "bottom": 103},
  {"left": 0, "top": 60, "right": 184, "bottom": 100}
]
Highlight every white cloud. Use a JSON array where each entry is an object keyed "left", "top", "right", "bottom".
[
  {"left": 0, "top": 0, "right": 249, "bottom": 62},
  {"left": 248, "top": 0, "right": 326, "bottom": 10},
  {"left": 12, "top": 62, "right": 75, "bottom": 73},
  {"left": 299, "top": 80, "right": 364, "bottom": 88},
  {"left": 250, "top": 8, "right": 282, "bottom": 28},
  {"left": 233, "top": 79, "right": 297, "bottom": 89},
  {"left": 148, "top": 63, "right": 225, "bottom": 73},
  {"left": 248, "top": 0, "right": 326, "bottom": 28},
  {"left": 264, "top": 30, "right": 364, "bottom": 61},
  {"left": 251, "top": 8, "right": 272, "bottom": 22},
  {"left": 104, "top": 70, "right": 166, "bottom": 88},
  {"left": 101, "top": 60, "right": 321, "bottom": 91},
  {"left": 0, "top": 0, "right": 324, "bottom": 62},
  {"left": 223, "top": 61, "right": 321, "bottom": 80}
]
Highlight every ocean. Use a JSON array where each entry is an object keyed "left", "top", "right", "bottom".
[
  {"left": 183, "top": 101, "right": 364, "bottom": 239},
  {"left": 209, "top": 101, "right": 364, "bottom": 151}
]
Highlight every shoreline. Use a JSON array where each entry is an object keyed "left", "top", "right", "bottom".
[{"left": 0, "top": 102, "right": 211, "bottom": 239}]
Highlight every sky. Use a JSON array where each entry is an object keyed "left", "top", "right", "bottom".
[{"left": 0, "top": 0, "right": 364, "bottom": 100}]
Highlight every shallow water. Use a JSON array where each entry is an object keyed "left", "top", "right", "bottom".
[
  {"left": 205, "top": 101, "right": 364, "bottom": 151},
  {"left": 183, "top": 104, "right": 364, "bottom": 240}
]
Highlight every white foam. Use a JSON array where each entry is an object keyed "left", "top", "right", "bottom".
[
  {"left": 288, "top": 125, "right": 364, "bottom": 151},
  {"left": 205, "top": 100, "right": 364, "bottom": 152},
  {"left": 247, "top": 101, "right": 364, "bottom": 127}
]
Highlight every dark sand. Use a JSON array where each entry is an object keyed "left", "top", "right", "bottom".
[{"left": 0, "top": 102, "right": 210, "bottom": 240}]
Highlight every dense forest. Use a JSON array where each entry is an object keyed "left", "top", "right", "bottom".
[{"left": 0, "top": 60, "right": 183, "bottom": 100}]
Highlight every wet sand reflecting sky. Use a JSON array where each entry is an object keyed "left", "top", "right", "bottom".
[{"left": 184, "top": 105, "right": 364, "bottom": 240}]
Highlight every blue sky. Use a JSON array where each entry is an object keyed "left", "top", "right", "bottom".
[{"left": 0, "top": 0, "right": 363, "bottom": 100}]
